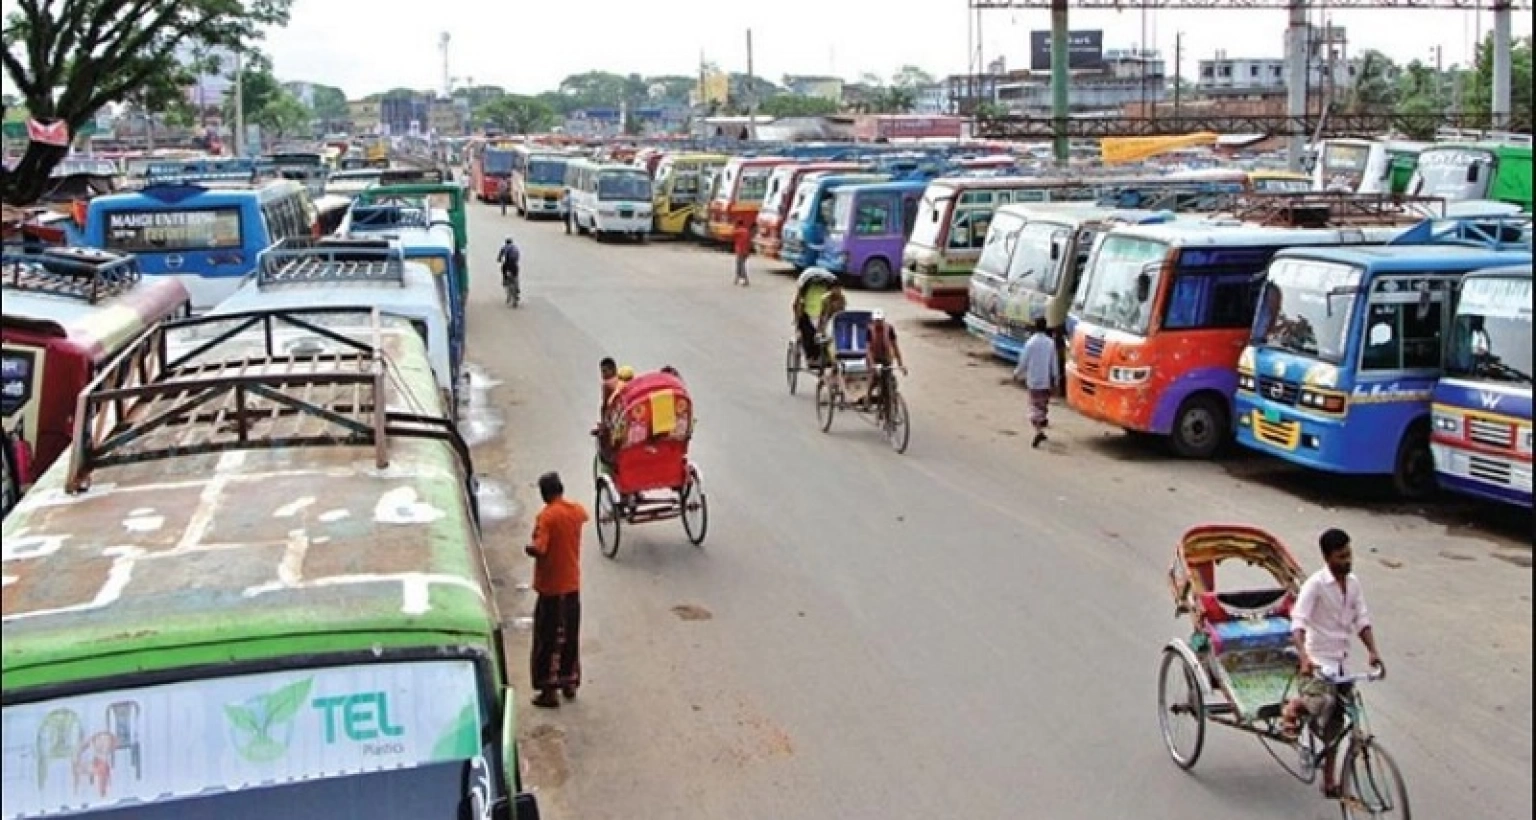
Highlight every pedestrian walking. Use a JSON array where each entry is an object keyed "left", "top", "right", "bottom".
[
  {"left": 525, "top": 471, "right": 589, "bottom": 708},
  {"left": 562, "top": 188, "right": 573, "bottom": 235},
  {"left": 732, "top": 221, "right": 752, "bottom": 286},
  {"left": 1007, "top": 318, "right": 1061, "bottom": 448}
]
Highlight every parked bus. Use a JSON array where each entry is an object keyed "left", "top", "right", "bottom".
[
  {"left": 651, "top": 153, "right": 729, "bottom": 237},
  {"left": 816, "top": 179, "right": 928, "bottom": 289},
  {"left": 1, "top": 247, "right": 190, "bottom": 491},
  {"left": 0, "top": 307, "right": 537, "bottom": 820},
  {"left": 1431, "top": 264, "right": 1532, "bottom": 507},
  {"left": 1313, "top": 138, "right": 1428, "bottom": 195},
  {"left": 706, "top": 156, "right": 791, "bottom": 242},
  {"left": 1248, "top": 170, "right": 1313, "bottom": 193},
  {"left": 754, "top": 161, "right": 866, "bottom": 260},
  {"left": 510, "top": 145, "right": 571, "bottom": 219},
  {"left": 266, "top": 150, "right": 330, "bottom": 198},
  {"left": 566, "top": 159, "right": 653, "bottom": 242},
  {"left": 781, "top": 172, "right": 891, "bottom": 271},
  {"left": 469, "top": 141, "right": 517, "bottom": 202},
  {"left": 1066, "top": 221, "right": 1403, "bottom": 459},
  {"left": 85, "top": 179, "right": 318, "bottom": 310},
  {"left": 0, "top": 427, "right": 18, "bottom": 519},
  {"left": 1235, "top": 218, "right": 1531, "bottom": 496},
  {"left": 964, "top": 204, "right": 1178, "bottom": 360},
  {"left": 217, "top": 239, "right": 460, "bottom": 411},
  {"left": 1408, "top": 139, "right": 1534, "bottom": 212}
]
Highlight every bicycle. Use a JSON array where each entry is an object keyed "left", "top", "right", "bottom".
[{"left": 502, "top": 268, "right": 520, "bottom": 308}]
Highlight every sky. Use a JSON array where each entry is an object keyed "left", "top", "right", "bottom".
[{"left": 261, "top": 0, "right": 1533, "bottom": 98}]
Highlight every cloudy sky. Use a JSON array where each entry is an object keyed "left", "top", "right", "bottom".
[{"left": 261, "top": 0, "right": 1532, "bottom": 98}]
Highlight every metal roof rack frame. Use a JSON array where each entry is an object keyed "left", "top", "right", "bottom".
[
  {"left": 256, "top": 237, "right": 406, "bottom": 289},
  {"left": 1, "top": 246, "right": 143, "bottom": 304},
  {"left": 1388, "top": 212, "right": 1533, "bottom": 251},
  {"left": 65, "top": 306, "right": 470, "bottom": 493},
  {"left": 1218, "top": 192, "right": 1449, "bottom": 228}
]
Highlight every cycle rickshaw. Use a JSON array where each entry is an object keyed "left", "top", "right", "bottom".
[
  {"left": 1160, "top": 524, "right": 1409, "bottom": 818},
  {"left": 593, "top": 370, "right": 708, "bottom": 557},
  {"left": 784, "top": 267, "right": 838, "bottom": 395},
  {"left": 813, "top": 310, "right": 911, "bottom": 454}
]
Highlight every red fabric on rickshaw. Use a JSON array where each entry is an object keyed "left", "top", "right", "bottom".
[
  {"left": 606, "top": 371, "right": 694, "bottom": 495},
  {"left": 613, "top": 439, "right": 689, "bottom": 496}
]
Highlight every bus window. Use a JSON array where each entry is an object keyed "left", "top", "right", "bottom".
[
  {"left": 901, "top": 195, "right": 919, "bottom": 238},
  {"left": 947, "top": 211, "right": 990, "bottom": 250},
  {"left": 855, "top": 196, "right": 895, "bottom": 236},
  {"left": 104, "top": 209, "right": 242, "bottom": 252},
  {"left": 1362, "top": 280, "right": 1448, "bottom": 371},
  {"left": 1162, "top": 272, "right": 1263, "bottom": 330}
]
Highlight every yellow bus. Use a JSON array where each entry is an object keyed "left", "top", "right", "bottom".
[
  {"left": 651, "top": 153, "right": 729, "bottom": 236},
  {"left": 510, "top": 145, "right": 571, "bottom": 219}
]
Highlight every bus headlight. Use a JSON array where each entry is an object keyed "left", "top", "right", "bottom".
[
  {"left": 1299, "top": 389, "right": 1347, "bottom": 414},
  {"left": 1520, "top": 427, "right": 1533, "bottom": 455},
  {"left": 1432, "top": 411, "right": 1463, "bottom": 437},
  {"left": 1109, "top": 366, "right": 1151, "bottom": 384},
  {"left": 1238, "top": 372, "right": 1257, "bottom": 393}
]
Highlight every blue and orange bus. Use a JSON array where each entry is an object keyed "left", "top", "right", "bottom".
[
  {"left": 84, "top": 179, "right": 318, "bottom": 310},
  {"left": 1235, "top": 217, "right": 1532, "bottom": 497},
  {"left": 1431, "top": 264, "right": 1532, "bottom": 507}
]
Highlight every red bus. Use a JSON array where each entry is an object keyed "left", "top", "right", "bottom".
[{"left": 468, "top": 141, "right": 518, "bottom": 202}]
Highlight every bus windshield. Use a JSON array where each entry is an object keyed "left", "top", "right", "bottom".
[
  {"left": 1074, "top": 234, "right": 1168, "bottom": 335},
  {"left": 528, "top": 159, "right": 566, "bottom": 186},
  {"left": 598, "top": 172, "right": 650, "bottom": 201},
  {"left": 736, "top": 169, "right": 772, "bottom": 205},
  {"left": 1411, "top": 147, "right": 1495, "bottom": 200},
  {"left": 907, "top": 191, "right": 951, "bottom": 249},
  {"left": 482, "top": 149, "right": 515, "bottom": 175},
  {"left": 1324, "top": 143, "right": 1370, "bottom": 172},
  {"left": 1256, "top": 257, "right": 1362, "bottom": 364},
  {"left": 102, "top": 207, "right": 243, "bottom": 252},
  {"left": 1446, "top": 276, "right": 1533, "bottom": 384},
  {"left": 761, "top": 169, "right": 795, "bottom": 217}
]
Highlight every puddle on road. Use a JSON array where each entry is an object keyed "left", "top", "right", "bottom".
[
  {"left": 459, "top": 363, "right": 506, "bottom": 448},
  {"left": 475, "top": 477, "right": 520, "bottom": 524}
]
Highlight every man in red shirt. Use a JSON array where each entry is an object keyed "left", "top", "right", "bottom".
[
  {"left": 732, "top": 221, "right": 752, "bottom": 286},
  {"left": 526, "top": 472, "right": 590, "bottom": 708}
]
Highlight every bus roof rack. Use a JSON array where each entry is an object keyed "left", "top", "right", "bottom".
[
  {"left": 1219, "top": 192, "right": 1448, "bottom": 228},
  {"left": 1388, "top": 212, "right": 1532, "bottom": 250},
  {"left": 0, "top": 246, "right": 142, "bottom": 304},
  {"left": 1432, "top": 128, "right": 1533, "bottom": 147},
  {"left": 64, "top": 307, "right": 470, "bottom": 493},
  {"left": 379, "top": 167, "right": 445, "bottom": 185},
  {"left": 256, "top": 237, "right": 406, "bottom": 288}
]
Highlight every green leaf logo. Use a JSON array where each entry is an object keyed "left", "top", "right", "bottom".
[{"left": 227, "top": 677, "right": 315, "bottom": 763}]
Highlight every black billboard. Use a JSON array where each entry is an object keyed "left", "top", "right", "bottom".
[{"left": 1030, "top": 30, "right": 1105, "bottom": 72}]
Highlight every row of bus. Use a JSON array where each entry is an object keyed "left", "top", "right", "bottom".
[
  {"left": 947, "top": 201, "right": 1530, "bottom": 509},
  {"left": 2, "top": 169, "right": 540, "bottom": 817}
]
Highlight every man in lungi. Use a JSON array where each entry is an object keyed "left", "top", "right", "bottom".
[
  {"left": 1012, "top": 318, "right": 1060, "bottom": 448},
  {"left": 526, "top": 472, "right": 590, "bottom": 708}
]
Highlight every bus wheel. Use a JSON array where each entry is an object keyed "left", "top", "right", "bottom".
[
  {"left": 1169, "top": 395, "right": 1227, "bottom": 460},
  {"left": 860, "top": 258, "right": 894, "bottom": 290},
  {"left": 1391, "top": 423, "right": 1436, "bottom": 499}
]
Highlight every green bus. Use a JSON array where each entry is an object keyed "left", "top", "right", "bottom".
[
  {"left": 1, "top": 307, "right": 537, "bottom": 820},
  {"left": 1410, "top": 139, "right": 1534, "bottom": 212}
]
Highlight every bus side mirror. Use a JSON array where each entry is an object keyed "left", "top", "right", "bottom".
[
  {"left": 1466, "top": 162, "right": 1482, "bottom": 184},
  {"left": 1135, "top": 270, "right": 1153, "bottom": 304}
]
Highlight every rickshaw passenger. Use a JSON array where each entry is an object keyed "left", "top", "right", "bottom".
[
  {"left": 793, "top": 273, "right": 844, "bottom": 362},
  {"left": 596, "top": 365, "right": 635, "bottom": 470}
]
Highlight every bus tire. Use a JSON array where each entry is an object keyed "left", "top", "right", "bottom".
[
  {"left": 1391, "top": 421, "right": 1436, "bottom": 499},
  {"left": 860, "top": 257, "right": 894, "bottom": 290},
  {"left": 1169, "top": 394, "right": 1227, "bottom": 460}
]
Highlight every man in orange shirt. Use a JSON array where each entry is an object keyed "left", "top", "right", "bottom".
[{"left": 526, "top": 472, "right": 590, "bottom": 708}]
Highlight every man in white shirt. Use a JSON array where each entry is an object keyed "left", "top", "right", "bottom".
[
  {"left": 1007, "top": 318, "right": 1061, "bottom": 449},
  {"left": 1282, "top": 528, "right": 1385, "bottom": 798}
]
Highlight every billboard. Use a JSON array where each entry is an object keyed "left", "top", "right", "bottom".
[{"left": 1030, "top": 30, "right": 1105, "bottom": 71}]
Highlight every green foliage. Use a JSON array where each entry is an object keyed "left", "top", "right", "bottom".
[
  {"left": 1463, "top": 34, "right": 1534, "bottom": 128},
  {"left": 255, "top": 90, "right": 312, "bottom": 138},
  {"left": 2, "top": 0, "right": 296, "bottom": 205},
  {"left": 891, "top": 65, "right": 935, "bottom": 89},
  {"left": 308, "top": 83, "right": 348, "bottom": 123},
  {"left": 556, "top": 71, "right": 630, "bottom": 108},
  {"left": 475, "top": 95, "right": 557, "bottom": 134},
  {"left": 452, "top": 84, "right": 508, "bottom": 110},
  {"left": 759, "top": 94, "right": 840, "bottom": 118}
]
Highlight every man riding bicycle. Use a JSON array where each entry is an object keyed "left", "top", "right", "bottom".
[
  {"left": 498, "top": 237, "right": 522, "bottom": 301},
  {"left": 861, "top": 310, "right": 906, "bottom": 409}
]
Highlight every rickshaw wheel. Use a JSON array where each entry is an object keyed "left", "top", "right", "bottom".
[
  {"left": 885, "top": 392, "right": 911, "bottom": 454},
  {"left": 1158, "top": 647, "right": 1207, "bottom": 771},
  {"left": 681, "top": 465, "right": 708, "bottom": 546},
  {"left": 785, "top": 340, "right": 801, "bottom": 395},
  {"left": 816, "top": 380, "right": 837, "bottom": 432},
  {"left": 595, "top": 482, "right": 622, "bottom": 559}
]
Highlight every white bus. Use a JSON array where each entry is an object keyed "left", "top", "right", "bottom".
[{"left": 565, "top": 160, "right": 653, "bottom": 242}]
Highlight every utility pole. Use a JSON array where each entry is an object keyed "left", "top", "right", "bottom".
[
  {"left": 1173, "top": 32, "right": 1183, "bottom": 119},
  {"left": 746, "top": 28, "right": 755, "bottom": 129},
  {"left": 233, "top": 50, "right": 245, "bottom": 157},
  {"left": 1049, "top": 0, "right": 1069, "bottom": 166}
]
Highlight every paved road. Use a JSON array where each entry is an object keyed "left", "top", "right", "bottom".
[{"left": 462, "top": 203, "right": 1531, "bottom": 820}]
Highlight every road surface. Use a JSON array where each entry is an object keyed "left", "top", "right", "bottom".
[{"left": 460, "top": 202, "right": 1531, "bottom": 820}]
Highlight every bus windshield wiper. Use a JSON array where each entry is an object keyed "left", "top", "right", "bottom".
[{"left": 1476, "top": 358, "right": 1533, "bottom": 385}]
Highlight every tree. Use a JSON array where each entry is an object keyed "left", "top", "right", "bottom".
[
  {"left": 452, "top": 84, "right": 507, "bottom": 111},
  {"left": 1463, "top": 34, "right": 1533, "bottom": 128},
  {"left": 759, "top": 94, "right": 839, "bottom": 118},
  {"left": 253, "top": 90, "right": 312, "bottom": 140},
  {"left": 224, "top": 65, "right": 283, "bottom": 126},
  {"left": 892, "top": 65, "right": 935, "bottom": 89},
  {"left": 308, "top": 84, "right": 348, "bottom": 125},
  {"left": 556, "top": 71, "right": 628, "bottom": 108},
  {"left": 1, "top": 0, "right": 295, "bottom": 205},
  {"left": 1346, "top": 50, "right": 1399, "bottom": 115},
  {"left": 646, "top": 75, "right": 697, "bottom": 104},
  {"left": 475, "top": 95, "right": 557, "bottom": 134}
]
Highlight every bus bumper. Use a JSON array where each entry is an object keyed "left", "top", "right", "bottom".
[
  {"left": 1432, "top": 443, "right": 1534, "bottom": 507},
  {"left": 1067, "top": 364, "right": 1159, "bottom": 434},
  {"left": 902, "top": 272, "right": 967, "bottom": 315},
  {"left": 1234, "top": 397, "right": 1372, "bottom": 474}
]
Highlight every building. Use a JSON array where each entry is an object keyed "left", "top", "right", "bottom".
[
  {"left": 996, "top": 48, "right": 1167, "bottom": 114},
  {"left": 347, "top": 99, "right": 382, "bottom": 134},
  {"left": 1197, "top": 25, "right": 1358, "bottom": 98},
  {"left": 912, "top": 83, "right": 950, "bottom": 115},
  {"left": 428, "top": 98, "right": 468, "bottom": 137},
  {"left": 945, "top": 73, "right": 1003, "bottom": 115},
  {"left": 783, "top": 75, "right": 844, "bottom": 102}
]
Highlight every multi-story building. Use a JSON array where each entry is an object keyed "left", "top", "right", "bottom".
[
  {"left": 912, "top": 83, "right": 951, "bottom": 115},
  {"left": 1197, "top": 25, "right": 1358, "bottom": 98},
  {"left": 347, "top": 99, "right": 382, "bottom": 134},
  {"left": 996, "top": 48, "right": 1167, "bottom": 114}
]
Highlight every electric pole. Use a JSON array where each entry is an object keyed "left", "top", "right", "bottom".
[{"left": 1174, "top": 32, "right": 1183, "bottom": 119}]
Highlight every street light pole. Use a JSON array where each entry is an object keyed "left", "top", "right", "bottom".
[{"left": 233, "top": 50, "right": 245, "bottom": 156}]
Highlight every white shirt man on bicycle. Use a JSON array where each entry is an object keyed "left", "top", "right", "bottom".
[{"left": 1282, "top": 527, "right": 1385, "bottom": 797}]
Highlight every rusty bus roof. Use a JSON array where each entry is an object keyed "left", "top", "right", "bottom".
[{"left": 1, "top": 313, "right": 491, "bottom": 691}]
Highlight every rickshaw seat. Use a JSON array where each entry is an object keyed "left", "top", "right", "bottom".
[
  {"left": 1208, "top": 617, "right": 1294, "bottom": 655},
  {"left": 1198, "top": 589, "right": 1293, "bottom": 624}
]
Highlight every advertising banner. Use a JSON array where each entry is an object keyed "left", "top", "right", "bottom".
[{"left": 1030, "top": 30, "right": 1106, "bottom": 71}]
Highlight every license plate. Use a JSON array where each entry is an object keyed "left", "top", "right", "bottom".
[
  {"left": 619, "top": 210, "right": 633, "bottom": 217},
  {"left": 1263, "top": 407, "right": 1282, "bottom": 424}
]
